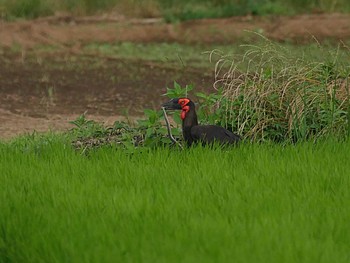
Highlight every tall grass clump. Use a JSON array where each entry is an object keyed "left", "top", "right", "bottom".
[{"left": 206, "top": 38, "right": 350, "bottom": 142}]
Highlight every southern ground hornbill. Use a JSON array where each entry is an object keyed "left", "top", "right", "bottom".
[{"left": 162, "top": 98, "right": 241, "bottom": 146}]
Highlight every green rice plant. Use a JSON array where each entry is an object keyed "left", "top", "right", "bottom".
[
  {"left": 1, "top": 137, "right": 350, "bottom": 262},
  {"left": 205, "top": 38, "right": 350, "bottom": 142}
]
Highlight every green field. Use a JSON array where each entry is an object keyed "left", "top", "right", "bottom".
[
  {"left": 1, "top": 0, "right": 350, "bottom": 20},
  {"left": 1, "top": 136, "right": 350, "bottom": 262}
]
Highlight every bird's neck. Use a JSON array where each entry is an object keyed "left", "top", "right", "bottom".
[
  {"left": 182, "top": 106, "right": 198, "bottom": 128},
  {"left": 182, "top": 107, "right": 198, "bottom": 146}
]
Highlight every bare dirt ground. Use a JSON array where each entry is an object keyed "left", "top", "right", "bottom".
[
  {"left": 1, "top": 13, "right": 350, "bottom": 139},
  {"left": 0, "top": 50, "right": 213, "bottom": 139}
]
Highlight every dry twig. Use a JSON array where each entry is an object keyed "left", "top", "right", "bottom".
[{"left": 162, "top": 107, "right": 183, "bottom": 149}]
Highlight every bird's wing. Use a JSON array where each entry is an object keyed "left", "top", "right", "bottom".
[
  {"left": 223, "top": 128, "right": 241, "bottom": 141},
  {"left": 190, "top": 125, "right": 202, "bottom": 140},
  {"left": 191, "top": 125, "right": 240, "bottom": 144}
]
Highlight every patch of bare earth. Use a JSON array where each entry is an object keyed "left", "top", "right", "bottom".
[
  {"left": 1, "top": 13, "right": 350, "bottom": 139},
  {"left": 0, "top": 108, "right": 125, "bottom": 139},
  {"left": 0, "top": 51, "right": 213, "bottom": 140}
]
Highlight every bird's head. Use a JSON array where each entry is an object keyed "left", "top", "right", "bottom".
[
  {"left": 161, "top": 98, "right": 191, "bottom": 110},
  {"left": 161, "top": 98, "right": 193, "bottom": 120}
]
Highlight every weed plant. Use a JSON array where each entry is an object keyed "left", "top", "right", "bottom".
[{"left": 69, "top": 108, "right": 181, "bottom": 153}]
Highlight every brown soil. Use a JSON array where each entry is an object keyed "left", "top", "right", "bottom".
[
  {"left": 0, "top": 51, "right": 213, "bottom": 140},
  {"left": 1, "top": 13, "right": 350, "bottom": 140}
]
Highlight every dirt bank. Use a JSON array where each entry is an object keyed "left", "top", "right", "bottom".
[{"left": 1, "top": 13, "right": 350, "bottom": 49}]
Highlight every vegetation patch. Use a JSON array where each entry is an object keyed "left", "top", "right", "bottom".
[
  {"left": 1, "top": 0, "right": 350, "bottom": 20},
  {"left": 70, "top": 38, "right": 350, "bottom": 148},
  {"left": 70, "top": 110, "right": 180, "bottom": 153},
  {"left": 43, "top": 38, "right": 349, "bottom": 154},
  {"left": 1, "top": 135, "right": 350, "bottom": 262},
  {"left": 201, "top": 39, "right": 350, "bottom": 142}
]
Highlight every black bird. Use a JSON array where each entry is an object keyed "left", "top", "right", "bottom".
[{"left": 162, "top": 98, "right": 241, "bottom": 146}]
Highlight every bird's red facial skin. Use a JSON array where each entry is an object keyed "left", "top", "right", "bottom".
[
  {"left": 178, "top": 98, "right": 190, "bottom": 107},
  {"left": 181, "top": 106, "right": 190, "bottom": 120},
  {"left": 178, "top": 98, "right": 190, "bottom": 120}
]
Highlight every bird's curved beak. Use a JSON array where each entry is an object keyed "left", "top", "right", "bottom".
[{"left": 161, "top": 99, "right": 181, "bottom": 110}]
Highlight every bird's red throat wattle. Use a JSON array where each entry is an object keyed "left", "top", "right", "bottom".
[{"left": 178, "top": 98, "right": 190, "bottom": 120}]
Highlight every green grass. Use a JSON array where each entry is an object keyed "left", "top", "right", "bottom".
[
  {"left": 1, "top": 135, "right": 350, "bottom": 262},
  {"left": 5, "top": 40, "right": 350, "bottom": 71},
  {"left": 81, "top": 41, "right": 350, "bottom": 70},
  {"left": 1, "top": 0, "right": 350, "bottom": 20},
  {"left": 83, "top": 42, "right": 227, "bottom": 69}
]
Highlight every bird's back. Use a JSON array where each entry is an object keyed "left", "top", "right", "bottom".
[{"left": 190, "top": 125, "right": 240, "bottom": 145}]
